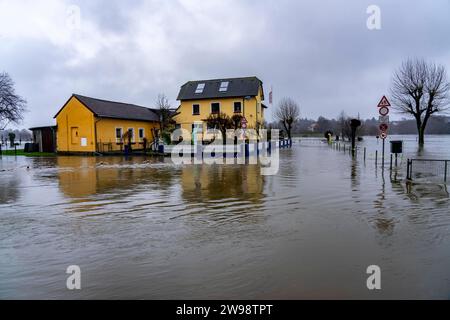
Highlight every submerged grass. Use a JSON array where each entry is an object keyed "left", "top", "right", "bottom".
[{"left": 0, "top": 149, "right": 56, "bottom": 157}]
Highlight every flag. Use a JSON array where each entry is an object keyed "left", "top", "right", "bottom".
[{"left": 269, "top": 86, "right": 273, "bottom": 105}]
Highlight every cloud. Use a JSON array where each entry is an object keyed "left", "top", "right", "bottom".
[{"left": 1, "top": 0, "right": 450, "bottom": 128}]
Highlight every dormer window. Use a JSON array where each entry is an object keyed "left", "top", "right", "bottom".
[
  {"left": 195, "top": 83, "right": 205, "bottom": 94},
  {"left": 219, "top": 81, "right": 229, "bottom": 92}
]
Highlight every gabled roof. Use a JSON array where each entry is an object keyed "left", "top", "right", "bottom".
[
  {"left": 177, "top": 76, "right": 264, "bottom": 101},
  {"left": 54, "top": 94, "right": 160, "bottom": 122},
  {"left": 29, "top": 126, "right": 57, "bottom": 130}
]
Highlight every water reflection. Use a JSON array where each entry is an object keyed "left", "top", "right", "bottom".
[
  {"left": 181, "top": 164, "right": 263, "bottom": 200},
  {"left": 56, "top": 156, "right": 177, "bottom": 199},
  {"left": 0, "top": 171, "right": 21, "bottom": 204},
  {"left": 2, "top": 136, "right": 450, "bottom": 299},
  {"left": 406, "top": 182, "right": 449, "bottom": 200}
]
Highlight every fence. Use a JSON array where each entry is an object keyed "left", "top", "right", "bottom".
[
  {"left": 406, "top": 159, "right": 449, "bottom": 183},
  {"left": 161, "top": 139, "right": 292, "bottom": 156}
]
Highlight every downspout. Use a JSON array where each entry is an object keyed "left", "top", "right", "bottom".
[
  {"left": 94, "top": 117, "right": 101, "bottom": 153},
  {"left": 66, "top": 114, "right": 69, "bottom": 153},
  {"left": 256, "top": 96, "right": 258, "bottom": 127}
]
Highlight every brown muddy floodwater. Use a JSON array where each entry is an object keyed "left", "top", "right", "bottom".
[{"left": 1, "top": 135, "right": 450, "bottom": 299}]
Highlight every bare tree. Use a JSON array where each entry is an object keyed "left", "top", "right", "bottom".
[
  {"left": 274, "top": 97, "right": 300, "bottom": 139},
  {"left": 0, "top": 72, "right": 27, "bottom": 129},
  {"left": 155, "top": 93, "right": 172, "bottom": 132},
  {"left": 337, "top": 111, "right": 352, "bottom": 141},
  {"left": 206, "top": 112, "right": 231, "bottom": 142},
  {"left": 390, "top": 59, "right": 450, "bottom": 145}
]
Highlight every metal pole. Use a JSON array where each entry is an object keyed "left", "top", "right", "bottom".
[
  {"left": 445, "top": 160, "right": 448, "bottom": 182},
  {"left": 410, "top": 160, "right": 413, "bottom": 180},
  {"left": 406, "top": 160, "right": 409, "bottom": 180},
  {"left": 375, "top": 150, "right": 378, "bottom": 166},
  {"left": 390, "top": 154, "right": 393, "bottom": 171},
  {"left": 395, "top": 153, "right": 398, "bottom": 167},
  {"left": 364, "top": 147, "right": 366, "bottom": 162},
  {"left": 382, "top": 139, "right": 385, "bottom": 169}
]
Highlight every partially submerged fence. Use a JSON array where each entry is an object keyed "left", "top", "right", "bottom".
[
  {"left": 162, "top": 139, "right": 292, "bottom": 156},
  {"left": 407, "top": 159, "right": 449, "bottom": 183}
]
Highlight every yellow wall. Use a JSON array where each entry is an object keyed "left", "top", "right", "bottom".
[
  {"left": 174, "top": 87, "right": 265, "bottom": 137},
  {"left": 56, "top": 97, "right": 96, "bottom": 152},
  {"left": 95, "top": 118, "right": 159, "bottom": 152},
  {"left": 55, "top": 96, "right": 160, "bottom": 153}
]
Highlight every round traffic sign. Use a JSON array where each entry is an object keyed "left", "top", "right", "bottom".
[
  {"left": 379, "top": 123, "right": 388, "bottom": 132},
  {"left": 379, "top": 106, "right": 389, "bottom": 116},
  {"left": 380, "top": 132, "right": 387, "bottom": 139}
]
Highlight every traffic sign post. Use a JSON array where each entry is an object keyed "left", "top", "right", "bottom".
[
  {"left": 379, "top": 123, "right": 388, "bottom": 132},
  {"left": 377, "top": 96, "right": 391, "bottom": 168},
  {"left": 241, "top": 117, "right": 248, "bottom": 140},
  {"left": 378, "top": 95, "right": 391, "bottom": 108},
  {"left": 241, "top": 117, "right": 248, "bottom": 128},
  {"left": 379, "top": 106, "right": 389, "bottom": 116}
]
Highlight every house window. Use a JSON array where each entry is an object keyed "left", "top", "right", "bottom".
[
  {"left": 219, "top": 81, "right": 229, "bottom": 92},
  {"left": 127, "top": 128, "right": 135, "bottom": 142},
  {"left": 234, "top": 102, "right": 242, "bottom": 113},
  {"left": 138, "top": 128, "right": 145, "bottom": 140},
  {"left": 192, "top": 122, "right": 203, "bottom": 133},
  {"left": 192, "top": 104, "right": 200, "bottom": 115},
  {"left": 211, "top": 103, "right": 220, "bottom": 114},
  {"left": 115, "top": 128, "right": 123, "bottom": 142},
  {"left": 195, "top": 83, "right": 205, "bottom": 94}
]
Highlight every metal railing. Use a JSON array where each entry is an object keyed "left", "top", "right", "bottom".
[{"left": 407, "top": 159, "right": 449, "bottom": 182}]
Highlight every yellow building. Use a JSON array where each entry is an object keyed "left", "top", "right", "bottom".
[
  {"left": 54, "top": 94, "right": 160, "bottom": 154},
  {"left": 174, "top": 76, "right": 267, "bottom": 138}
]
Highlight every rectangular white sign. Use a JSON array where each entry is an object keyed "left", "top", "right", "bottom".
[{"left": 379, "top": 115, "right": 389, "bottom": 124}]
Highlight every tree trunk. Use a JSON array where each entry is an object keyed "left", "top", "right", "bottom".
[
  {"left": 415, "top": 115, "right": 424, "bottom": 146},
  {"left": 418, "top": 128, "right": 425, "bottom": 146}
]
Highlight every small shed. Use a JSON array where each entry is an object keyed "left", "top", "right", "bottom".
[{"left": 29, "top": 126, "right": 57, "bottom": 153}]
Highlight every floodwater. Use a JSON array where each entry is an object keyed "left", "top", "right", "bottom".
[{"left": 1, "top": 135, "right": 449, "bottom": 299}]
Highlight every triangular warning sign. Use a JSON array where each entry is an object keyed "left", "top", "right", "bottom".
[{"left": 378, "top": 95, "right": 391, "bottom": 108}]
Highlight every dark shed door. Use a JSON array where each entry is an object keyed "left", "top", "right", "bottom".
[{"left": 41, "top": 128, "right": 55, "bottom": 152}]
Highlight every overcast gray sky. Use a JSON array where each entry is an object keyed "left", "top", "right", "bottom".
[{"left": 1, "top": 0, "right": 450, "bottom": 129}]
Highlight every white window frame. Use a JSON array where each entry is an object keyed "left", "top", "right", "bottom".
[
  {"left": 195, "top": 83, "right": 205, "bottom": 94},
  {"left": 219, "top": 81, "right": 229, "bottom": 92},
  {"left": 115, "top": 127, "right": 123, "bottom": 143},
  {"left": 192, "top": 104, "right": 200, "bottom": 115},
  {"left": 127, "top": 128, "right": 135, "bottom": 142},
  {"left": 233, "top": 101, "right": 242, "bottom": 113},
  {"left": 138, "top": 128, "right": 145, "bottom": 141},
  {"left": 210, "top": 102, "right": 220, "bottom": 114}
]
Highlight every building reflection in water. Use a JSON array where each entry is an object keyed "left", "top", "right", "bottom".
[
  {"left": 180, "top": 164, "right": 264, "bottom": 203},
  {"left": 56, "top": 156, "right": 177, "bottom": 199},
  {"left": 178, "top": 163, "right": 266, "bottom": 225},
  {"left": 55, "top": 156, "right": 265, "bottom": 209}
]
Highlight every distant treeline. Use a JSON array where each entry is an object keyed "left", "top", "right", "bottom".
[
  {"left": 0, "top": 129, "right": 32, "bottom": 144},
  {"left": 267, "top": 116, "right": 450, "bottom": 137}
]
